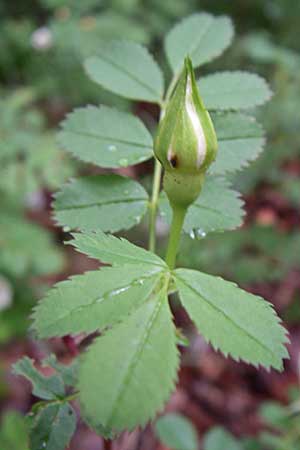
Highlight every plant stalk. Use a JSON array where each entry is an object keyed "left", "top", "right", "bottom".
[
  {"left": 165, "top": 205, "right": 187, "bottom": 269},
  {"left": 148, "top": 160, "right": 162, "bottom": 252},
  {"left": 148, "top": 72, "right": 181, "bottom": 252}
]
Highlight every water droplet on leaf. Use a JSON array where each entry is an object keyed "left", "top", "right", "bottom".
[{"left": 195, "top": 228, "right": 206, "bottom": 239}]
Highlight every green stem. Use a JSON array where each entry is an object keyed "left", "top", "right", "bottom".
[
  {"left": 148, "top": 160, "right": 162, "bottom": 252},
  {"left": 148, "top": 72, "right": 181, "bottom": 252},
  {"left": 165, "top": 205, "right": 187, "bottom": 269}
]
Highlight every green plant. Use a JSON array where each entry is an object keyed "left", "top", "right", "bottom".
[{"left": 14, "top": 12, "right": 289, "bottom": 447}]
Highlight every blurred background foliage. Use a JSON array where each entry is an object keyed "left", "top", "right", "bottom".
[{"left": 0, "top": 1, "right": 299, "bottom": 449}]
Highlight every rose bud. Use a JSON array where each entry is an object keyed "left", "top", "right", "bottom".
[{"left": 154, "top": 57, "right": 218, "bottom": 209}]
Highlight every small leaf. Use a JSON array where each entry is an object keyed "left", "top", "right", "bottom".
[
  {"left": 79, "top": 287, "right": 178, "bottom": 431},
  {"left": 71, "top": 230, "right": 166, "bottom": 268},
  {"left": 54, "top": 175, "right": 149, "bottom": 232},
  {"left": 174, "top": 269, "right": 289, "bottom": 370},
  {"left": 199, "top": 71, "right": 272, "bottom": 110},
  {"left": 43, "top": 355, "right": 79, "bottom": 387},
  {"left": 30, "top": 403, "right": 76, "bottom": 450},
  {"left": 57, "top": 105, "right": 153, "bottom": 168},
  {"left": 84, "top": 40, "right": 164, "bottom": 103},
  {"left": 32, "top": 265, "right": 164, "bottom": 338},
  {"left": 155, "top": 413, "right": 198, "bottom": 450},
  {"left": 209, "top": 113, "right": 265, "bottom": 174},
  {"left": 159, "top": 177, "right": 244, "bottom": 235},
  {"left": 12, "top": 357, "right": 65, "bottom": 400},
  {"left": 165, "top": 13, "right": 234, "bottom": 74},
  {"left": 203, "top": 427, "right": 242, "bottom": 450}
]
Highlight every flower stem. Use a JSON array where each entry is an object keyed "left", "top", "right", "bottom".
[
  {"left": 148, "top": 160, "right": 162, "bottom": 252},
  {"left": 148, "top": 72, "right": 180, "bottom": 252},
  {"left": 165, "top": 205, "right": 187, "bottom": 269}
]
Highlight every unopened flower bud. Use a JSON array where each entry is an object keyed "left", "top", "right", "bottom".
[{"left": 154, "top": 57, "right": 218, "bottom": 208}]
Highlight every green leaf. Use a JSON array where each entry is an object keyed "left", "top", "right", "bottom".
[
  {"left": 174, "top": 269, "right": 289, "bottom": 370},
  {"left": 79, "top": 287, "right": 178, "bottom": 431},
  {"left": 203, "top": 427, "right": 242, "bottom": 450},
  {"left": 209, "top": 113, "right": 265, "bottom": 174},
  {"left": 199, "top": 71, "right": 272, "bottom": 110},
  {"left": 53, "top": 175, "right": 148, "bottom": 232},
  {"left": 29, "top": 403, "right": 76, "bottom": 450},
  {"left": 0, "top": 412, "right": 29, "bottom": 450},
  {"left": 155, "top": 413, "right": 198, "bottom": 450},
  {"left": 12, "top": 357, "right": 65, "bottom": 400},
  {"left": 43, "top": 355, "right": 79, "bottom": 387},
  {"left": 33, "top": 266, "right": 164, "bottom": 338},
  {"left": 71, "top": 231, "right": 166, "bottom": 268},
  {"left": 57, "top": 105, "right": 153, "bottom": 168},
  {"left": 159, "top": 177, "right": 244, "bottom": 235},
  {"left": 84, "top": 40, "right": 164, "bottom": 103},
  {"left": 165, "top": 13, "right": 234, "bottom": 74}
]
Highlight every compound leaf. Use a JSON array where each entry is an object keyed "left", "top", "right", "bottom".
[
  {"left": 79, "top": 288, "right": 178, "bottom": 431},
  {"left": 199, "top": 71, "right": 272, "bottom": 110},
  {"left": 32, "top": 265, "right": 164, "bottom": 338},
  {"left": 57, "top": 105, "right": 153, "bottom": 168},
  {"left": 159, "top": 177, "right": 244, "bottom": 235},
  {"left": 29, "top": 403, "right": 76, "bottom": 450},
  {"left": 85, "top": 40, "right": 164, "bottom": 103},
  {"left": 12, "top": 357, "right": 65, "bottom": 400},
  {"left": 209, "top": 112, "right": 265, "bottom": 174},
  {"left": 174, "top": 269, "right": 289, "bottom": 370},
  {"left": 71, "top": 231, "right": 166, "bottom": 268},
  {"left": 54, "top": 175, "right": 148, "bottom": 233},
  {"left": 165, "top": 13, "right": 233, "bottom": 74}
]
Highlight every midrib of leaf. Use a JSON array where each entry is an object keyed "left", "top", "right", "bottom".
[
  {"left": 41, "top": 272, "right": 163, "bottom": 335},
  {"left": 64, "top": 130, "right": 151, "bottom": 149},
  {"left": 106, "top": 288, "right": 167, "bottom": 427},
  {"left": 218, "top": 135, "right": 264, "bottom": 141},
  {"left": 176, "top": 273, "right": 279, "bottom": 362},
  {"left": 56, "top": 197, "right": 147, "bottom": 211},
  {"left": 192, "top": 200, "right": 239, "bottom": 217},
  {"left": 204, "top": 87, "right": 266, "bottom": 96},
  {"left": 72, "top": 236, "right": 167, "bottom": 268},
  {"left": 95, "top": 51, "right": 161, "bottom": 99}
]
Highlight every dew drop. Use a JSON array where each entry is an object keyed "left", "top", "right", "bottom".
[
  {"left": 63, "top": 226, "right": 71, "bottom": 232},
  {"left": 195, "top": 228, "right": 207, "bottom": 239},
  {"left": 108, "top": 145, "right": 117, "bottom": 152},
  {"left": 189, "top": 229, "right": 196, "bottom": 239},
  {"left": 119, "top": 158, "right": 129, "bottom": 167},
  {"left": 134, "top": 216, "right": 141, "bottom": 223}
]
